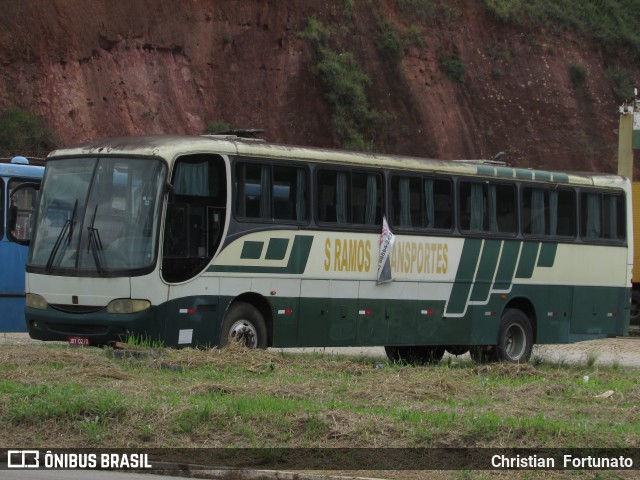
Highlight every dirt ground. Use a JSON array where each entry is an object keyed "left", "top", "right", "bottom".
[{"left": 3, "top": 332, "right": 640, "bottom": 367}]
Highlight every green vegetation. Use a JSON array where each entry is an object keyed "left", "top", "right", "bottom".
[
  {"left": 204, "top": 120, "right": 232, "bottom": 134},
  {"left": 375, "top": 20, "right": 405, "bottom": 59},
  {"left": 483, "top": 0, "right": 640, "bottom": 57},
  {"left": 300, "top": 17, "right": 392, "bottom": 151},
  {"left": 605, "top": 64, "right": 634, "bottom": 101},
  {"left": 568, "top": 63, "right": 588, "bottom": 89},
  {"left": 439, "top": 53, "right": 466, "bottom": 83},
  {"left": 397, "top": 0, "right": 437, "bottom": 21},
  {"left": 1, "top": 342, "right": 639, "bottom": 470},
  {"left": 397, "top": 0, "right": 460, "bottom": 27},
  {"left": 0, "top": 108, "right": 58, "bottom": 157}
]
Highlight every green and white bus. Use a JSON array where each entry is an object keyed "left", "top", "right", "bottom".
[{"left": 25, "top": 135, "right": 632, "bottom": 362}]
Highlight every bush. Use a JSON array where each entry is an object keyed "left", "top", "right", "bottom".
[
  {"left": 568, "top": 63, "right": 587, "bottom": 88},
  {"left": 205, "top": 121, "right": 232, "bottom": 134},
  {"left": 301, "top": 18, "right": 392, "bottom": 150},
  {"left": 605, "top": 65, "right": 633, "bottom": 102},
  {"left": 483, "top": 0, "right": 640, "bottom": 58},
  {"left": 376, "top": 21, "right": 404, "bottom": 59},
  {"left": 439, "top": 54, "right": 466, "bottom": 83},
  {"left": 397, "top": 0, "right": 437, "bottom": 21},
  {"left": 0, "top": 108, "right": 58, "bottom": 156}
]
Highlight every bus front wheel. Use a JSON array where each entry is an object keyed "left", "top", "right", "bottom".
[
  {"left": 384, "top": 346, "right": 445, "bottom": 365},
  {"left": 220, "top": 302, "right": 267, "bottom": 349},
  {"left": 495, "top": 308, "right": 533, "bottom": 363}
]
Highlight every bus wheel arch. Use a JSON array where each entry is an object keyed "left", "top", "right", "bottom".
[
  {"left": 221, "top": 293, "right": 272, "bottom": 349},
  {"left": 503, "top": 297, "right": 537, "bottom": 343}
]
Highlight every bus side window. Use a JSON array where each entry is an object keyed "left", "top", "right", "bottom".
[
  {"left": 459, "top": 181, "right": 515, "bottom": 235},
  {"left": 7, "top": 179, "right": 40, "bottom": 245},
  {"left": 317, "top": 169, "right": 380, "bottom": 226},
  {"left": 273, "top": 165, "right": 307, "bottom": 222}
]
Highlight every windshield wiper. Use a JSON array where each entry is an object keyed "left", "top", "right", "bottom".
[
  {"left": 45, "top": 199, "right": 78, "bottom": 271},
  {"left": 87, "top": 204, "right": 105, "bottom": 275}
]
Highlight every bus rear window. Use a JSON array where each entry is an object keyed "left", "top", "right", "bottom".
[{"left": 580, "top": 191, "right": 625, "bottom": 242}]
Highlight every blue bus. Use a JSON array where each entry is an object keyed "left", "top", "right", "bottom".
[{"left": 0, "top": 156, "right": 43, "bottom": 332}]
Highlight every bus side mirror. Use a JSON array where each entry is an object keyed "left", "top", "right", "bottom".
[{"left": 8, "top": 182, "right": 40, "bottom": 246}]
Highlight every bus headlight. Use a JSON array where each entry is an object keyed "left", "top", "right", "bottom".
[
  {"left": 26, "top": 293, "right": 47, "bottom": 310},
  {"left": 107, "top": 299, "right": 151, "bottom": 314}
]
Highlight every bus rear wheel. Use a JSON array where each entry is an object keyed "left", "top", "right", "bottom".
[
  {"left": 495, "top": 308, "right": 533, "bottom": 362},
  {"left": 220, "top": 302, "right": 267, "bottom": 349},
  {"left": 384, "top": 346, "right": 445, "bottom": 365}
]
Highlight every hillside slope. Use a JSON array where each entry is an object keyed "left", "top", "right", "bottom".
[{"left": 0, "top": 0, "right": 636, "bottom": 172}]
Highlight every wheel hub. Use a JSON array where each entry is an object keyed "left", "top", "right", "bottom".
[
  {"left": 228, "top": 320, "right": 258, "bottom": 348},
  {"left": 505, "top": 323, "right": 526, "bottom": 360}
]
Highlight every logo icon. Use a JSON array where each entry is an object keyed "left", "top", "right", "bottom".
[{"left": 7, "top": 450, "right": 40, "bottom": 468}]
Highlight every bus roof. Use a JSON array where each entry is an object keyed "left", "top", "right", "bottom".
[
  {"left": 47, "top": 135, "right": 626, "bottom": 189},
  {"left": 0, "top": 161, "right": 44, "bottom": 179}
]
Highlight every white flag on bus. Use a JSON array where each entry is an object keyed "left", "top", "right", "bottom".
[{"left": 377, "top": 216, "right": 395, "bottom": 284}]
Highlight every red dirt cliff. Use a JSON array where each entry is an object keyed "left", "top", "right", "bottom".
[{"left": 0, "top": 0, "right": 636, "bottom": 173}]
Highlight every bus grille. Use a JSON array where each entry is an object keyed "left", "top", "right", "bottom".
[
  {"left": 46, "top": 323, "right": 109, "bottom": 335},
  {"left": 49, "top": 304, "right": 103, "bottom": 314}
]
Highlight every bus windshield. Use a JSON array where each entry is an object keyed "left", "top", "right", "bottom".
[{"left": 29, "top": 157, "right": 167, "bottom": 275}]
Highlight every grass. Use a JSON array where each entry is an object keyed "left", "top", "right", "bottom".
[
  {"left": 0, "top": 342, "right": 639, "bottom": 478},
  {"left": 483, "top": 0, "right": 640, "bottom": 58}
]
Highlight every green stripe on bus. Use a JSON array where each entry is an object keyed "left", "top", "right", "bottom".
[
  {"left": 537, "top": 242, "right": 557, "bottom": 267},
  {"left": 515, "top": 169, "right": 533, "bottom": 180},
  {"left": 477, "top": 166, "right": 495, "bottom": 176},
  {"left": 551, "top": 173, "right": 569, "bottom": 182},
  {"left": 265, "top": 238, "right": 289, "bottom": 260},
  {"left": 241, "top": 241, "right": 264, "bottom": 259},
  {"left": 493, "top": 240, "right": 520, "bottom": 290},
  {"left": 515, "top": 242, "right": 540, "bottom": 279},
  {"left": 210, "top": 235, "right": 313, "bottom": 274},
  {"left": 445, "top": 238, "right": 482, "bottom": 315},
  {"left": 535, "top": 171, "right": 552, "bottom": 182},
  {"left": 469, "top": 240, "right": 502, "bottom": 302},
  {"left": 495, "top": 167, "right": 513, "bottom": 178}
]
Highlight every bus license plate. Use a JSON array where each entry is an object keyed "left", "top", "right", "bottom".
[{"left": 68, "top": 336, "right": 90, "bottom": 347}]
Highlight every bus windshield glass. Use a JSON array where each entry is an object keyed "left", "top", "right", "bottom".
[{"left": 29, "top": 157, "right": 167, "bottom": 275}]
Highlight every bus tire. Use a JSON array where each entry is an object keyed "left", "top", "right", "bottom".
[
  {"left": 384, "top": 346, "right": 445, "bottom": 365},
  {"left": 495, "top": 308, "right": 533, "bottom": 362},
  {"left": 220, "top": 302, "right": 267, "bottom": 349},
  {"left": 630, "top": 290, "right": 640, "bottom": 327}
]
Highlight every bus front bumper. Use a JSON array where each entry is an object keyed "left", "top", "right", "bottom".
[{"left": 25, "top": 305, "right": 159, "bottom": 346}]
